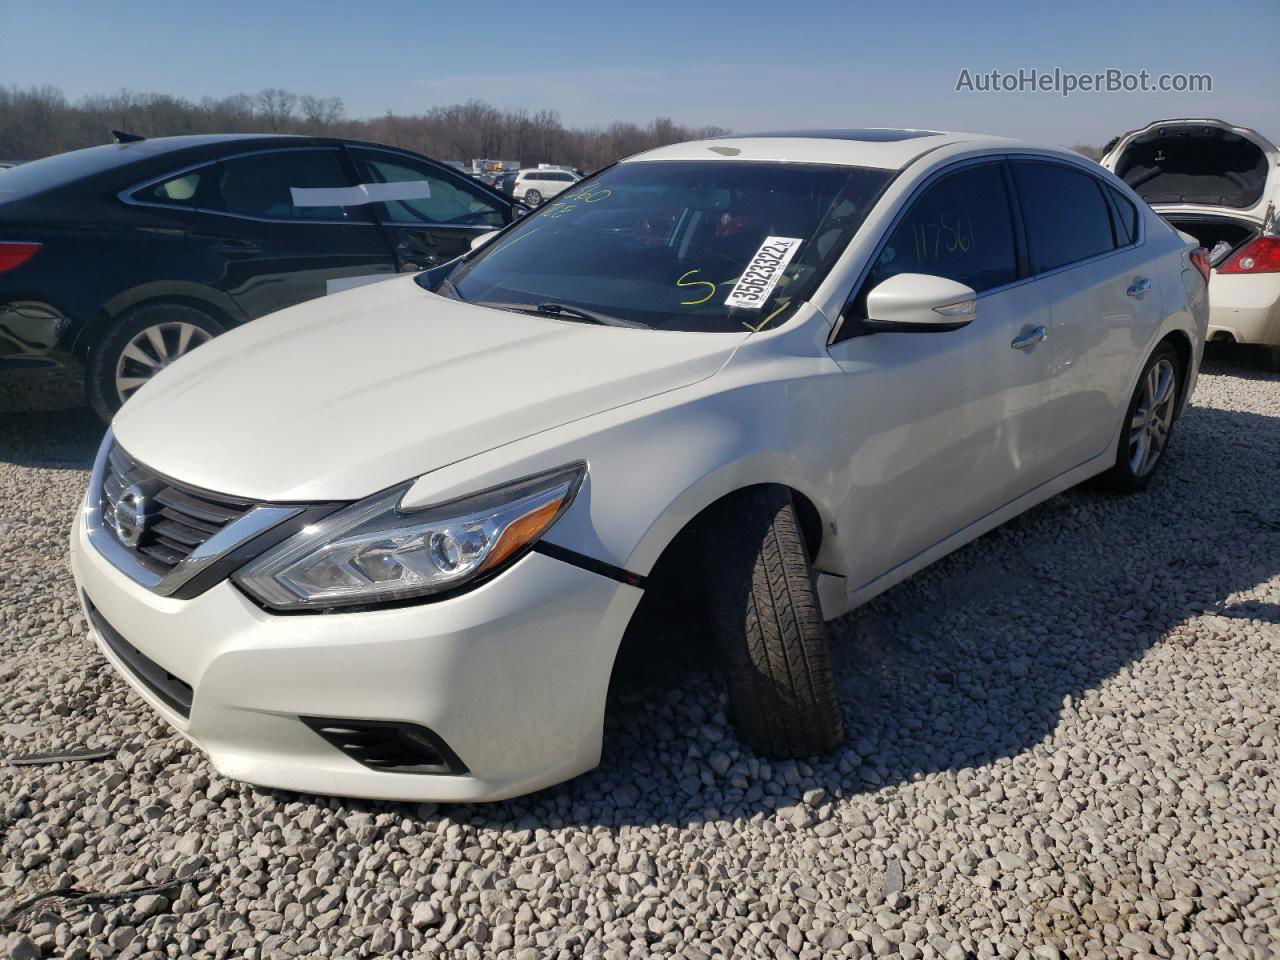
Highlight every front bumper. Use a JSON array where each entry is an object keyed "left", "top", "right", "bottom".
[{"left": 70, "top": 506, "right": 643, "bottom": 802}]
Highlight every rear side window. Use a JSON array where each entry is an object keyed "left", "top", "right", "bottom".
[
  {"left": 1013, "top": 161, "right": 1116, "bottom": 272},
  {"left": 131, "top": 167, "right": 217, "bottom": 208},
  {"left": 862, "top": 162, "right": 1018, "bottom": 296},
  {"left": 216, "top": 150, "right": 359, "bottom": 221},
  {"left": 1107, "top": 185, "right": 1140, "bottom": 246}
]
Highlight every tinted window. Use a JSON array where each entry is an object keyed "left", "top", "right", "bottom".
[
  {"left": 442, "top": 160, "right": 891, "bottom": 332},
  {"left": 863, "top": 163, "right": 1018, "bottom": 296},
  {"left": 1108, "top": 186, "right": 1139, "bottom": 246},
  {"left": 0, "top": 142, "right": 166, "bottom": 202},
  {"left": 132, "top": 167, "right": 217, "bottom": 208},
  {"left": 353, "top": 150, "right": 505, "bottom": 227},
  {"left": 217, "top": 150, "right": 358, "bottom": 221},
  {"left": 1014, "top": 162, "right": 1116, "bottom": 272}
]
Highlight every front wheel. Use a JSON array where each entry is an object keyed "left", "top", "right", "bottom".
[
  {"left": 86, "top": 303, "right": 223, "bottom": 421},
  {"left": 1101, "top": 342, "right": 1182, "bottom": 492},
  {"left": 704, "top": 486, "right": 844, "bottom": 757}
]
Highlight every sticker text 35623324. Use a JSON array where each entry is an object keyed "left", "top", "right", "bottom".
[{"left": 723, "top": 236, "right": 803, "bottom": 310}]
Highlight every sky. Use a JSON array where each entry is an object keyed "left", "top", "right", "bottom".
[{"left": 4, "top": 0, "right": 1278, "bottom": 148}]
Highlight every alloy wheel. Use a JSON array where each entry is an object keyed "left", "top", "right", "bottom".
[
  {"left": 114, "top": 321, "right": 214, "bottom": 404},
  {"left": 1127, "top": 358, "right": 1176, "bottom": 477}
]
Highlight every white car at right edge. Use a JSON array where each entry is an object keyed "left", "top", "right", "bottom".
[
  {"left": 1102, "top": 118, "right": 1280, "bottom": 367},
  {"left": 71, "top": 129, "right": 1209, "bottom": 802}
]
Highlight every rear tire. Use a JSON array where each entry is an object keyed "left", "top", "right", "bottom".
[
  {"left": 524, "top": 189, "right": 543, "bottom": 207},
  {"left": 85, "top": 302, "right": 223, "bottom": 422},
  {"left": 1101, "top": 341, "right": 1182, "bottom": 493},
  {"left": 705, "top": 486, "right": 844, "bottom": 757}
]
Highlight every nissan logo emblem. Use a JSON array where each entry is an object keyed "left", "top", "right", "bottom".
[{"left": 113, "top": 483, "right": 151, "bottom": 548}]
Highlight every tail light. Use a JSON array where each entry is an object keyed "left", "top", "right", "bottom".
[
  {"left": 1218, "top": 236, "right": 1280, "bottom": 275},
  {"left": 1189, "top": 248, "right": 1212, "bottom": 285},
  {"left": 0, "top": 242, "right": 41, "bottom": 273}
]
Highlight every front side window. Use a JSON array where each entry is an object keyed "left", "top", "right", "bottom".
[
  {"left": 436, "top": 160, "right": 892, "bottom": 332},
  {"left": 1013, "top": 161, "right": 1116, "bottom": 272},
  {"left": 860, "top": 163, "right": 1018, "bottom": 298},
  {"left": 351, "top": 149, "right": 506, "bottom": 227},
  {"left": 216, "top": 150, "right": 360, "bottom": 221}
]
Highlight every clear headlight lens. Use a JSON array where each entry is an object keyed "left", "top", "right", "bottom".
[{"left": 233, "top": 463, "right": 585, "bottom": 611}]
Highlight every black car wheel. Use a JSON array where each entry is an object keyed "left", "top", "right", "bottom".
[
  {"left": 705, "top": 486, "right": 845, "bottom": 758},
  {"left": 86, "top": 303, "right": 223, "bottom": 420}
]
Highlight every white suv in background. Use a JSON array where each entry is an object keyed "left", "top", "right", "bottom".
[
  {"left": 72, "top": 130, "right": 1207, "bottom": 802},
  {"left": 512, "top": 167, "right": 580, "bottom": 206},
  {"left": 1102, "top": 119, "right": 1280, "bottom": 367}
]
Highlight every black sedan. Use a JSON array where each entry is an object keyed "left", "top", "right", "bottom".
[{"left": 0, "top": 134, "right": 523, "bottom": 418}]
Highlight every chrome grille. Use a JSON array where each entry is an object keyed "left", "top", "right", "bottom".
[{"left": 100, "top": 443, "right": 255, "bottom": 573}]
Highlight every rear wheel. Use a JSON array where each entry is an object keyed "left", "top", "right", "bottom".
[
  {"left": 86, "top": 303, "right": 223, "bottom": 421},
  {"left": 704, "top": 486, "right": 844, "bottom": 757},
  {"left": 524, "top": 189, "right": 543, "bottom": 207},
  {"left": 1101, "top": 342, "right": 1182, "bottom": 492}
]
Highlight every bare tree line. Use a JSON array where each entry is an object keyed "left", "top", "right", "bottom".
[{"left": 0, "top": 85, "right": 730, "bottom": 171}]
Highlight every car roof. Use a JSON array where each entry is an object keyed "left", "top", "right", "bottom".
[{"left": 625, "top": 129, "right": 1023, "bottom": 171}]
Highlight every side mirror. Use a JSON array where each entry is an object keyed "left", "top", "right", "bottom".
[
  {"left": 470, "top": 231, "right": 500, "bottom": 251},
  {"left": 863, "top": 273, "right": 977, "bottom": 332}
]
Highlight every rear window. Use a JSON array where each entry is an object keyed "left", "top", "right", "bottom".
[{"left": 0, "top": 143, "right": 161, "bottom": 202}]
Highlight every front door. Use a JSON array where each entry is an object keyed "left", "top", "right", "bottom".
[{"left": 826, "top": 160, "right": 1053, "bottom": 589}]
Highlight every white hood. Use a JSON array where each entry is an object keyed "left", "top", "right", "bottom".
[{"left": 114, "top": 277, "right": 745, "bottom": 501}]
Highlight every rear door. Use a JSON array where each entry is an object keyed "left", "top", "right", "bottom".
[
  {"left": 1010, "top": 159, "right": 1164, "bottom": 475},
  {"left": 189, "top": 147, "right": 396, "bottom": 319},
  {"left": 827, "top": 160, "right": 1053, "bottom": 588},
  {"left": 346, "top": 147, "right": 512, "bottom": 271}
]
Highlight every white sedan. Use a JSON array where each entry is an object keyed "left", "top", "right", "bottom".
[
  {"left": 1102, "top": 118, "right": 1279, "bottom": 368},
  {"left": 71, "top": 129, "right": 1208, "bottom": 802}
]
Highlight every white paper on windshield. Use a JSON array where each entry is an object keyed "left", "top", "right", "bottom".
[
  {"left": 724, "top": 236, "right": 803, "bottom": 310},
  {"left": 290, "top": 180, "right": 432, "bottom": 208}
]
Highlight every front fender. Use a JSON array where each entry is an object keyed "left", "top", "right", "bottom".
[{"left": 399, "top": 376, "right": 844, "bottom": 579}]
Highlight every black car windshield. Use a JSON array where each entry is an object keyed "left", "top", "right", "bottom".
[{"left": 429, "top": 160, "right": 892, "bottom": 332}]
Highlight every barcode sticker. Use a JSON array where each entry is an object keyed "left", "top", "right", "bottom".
[{"left": 724, "top": 236, "right": 803, "bottom": 310}]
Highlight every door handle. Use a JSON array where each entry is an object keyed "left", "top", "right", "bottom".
[
  {"left": 1010, "top": 325, "right": 1048, "bottom": 350},
  {"left": 209, "top": 239, "right": 262, "bottom": 255},
  {"left": 1126, "top": 277, "right": 1152, "bottom": 298}
]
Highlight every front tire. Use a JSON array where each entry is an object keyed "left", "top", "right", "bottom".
[
  {"left": 86, "top": 303, "right": 223, "bottom": 421},
  {"left": 705, "top": 486, "right": 844, "bottom": 757},
  {"left": 1101, "top": 341, "right": 1182, "bottom": 492}
]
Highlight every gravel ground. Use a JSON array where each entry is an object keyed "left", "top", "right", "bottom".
[{"left": 1, "top": 346, "right": 1277, "bottom": 960}]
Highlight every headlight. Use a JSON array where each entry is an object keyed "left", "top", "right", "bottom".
[{"left": 233, "top": 463, "right": 585, "bottom": 611}]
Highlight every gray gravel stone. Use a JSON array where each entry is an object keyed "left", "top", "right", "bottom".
[{"left": 1, "top": 352, "right": 1278, "bottom": 958}]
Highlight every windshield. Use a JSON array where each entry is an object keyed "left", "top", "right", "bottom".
[{"left": 428, "top": 160, "right": 892, "bottom": 332}]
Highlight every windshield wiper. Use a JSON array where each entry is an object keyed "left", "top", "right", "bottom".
[{"left": 471, "top": 301, "right": 642, "bottom": 328}]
